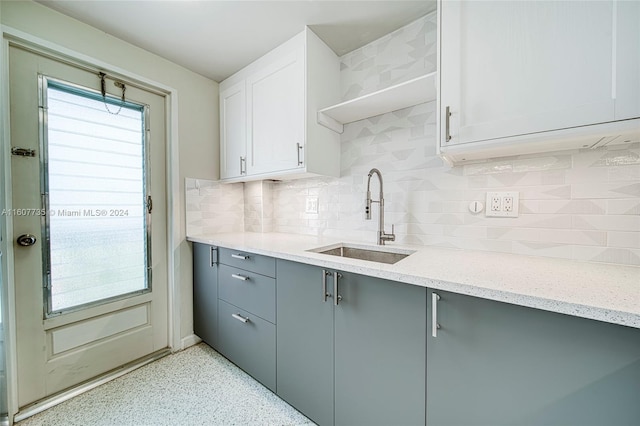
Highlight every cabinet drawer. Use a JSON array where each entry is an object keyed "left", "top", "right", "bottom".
[
  {"left": 218, "top": 247, "right": 275, "bottom": 277},
  {"left": 218, "top": 300, "right": 276, "bottom": 391},
  {"left": 218, "top": 264, "right": 275, "bottom": 323}
]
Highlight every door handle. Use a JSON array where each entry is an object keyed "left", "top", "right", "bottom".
[
  {"left": 16, "top": 234, "right": 37, "bottom": 247},
  {"left": 296, "top": 142, "right": 303, "bottom": 166},
  {"left": 209, "top": 246, "right": 218, "bottom": 267},
  {"left": 231, "top": 254, "right": 248, "bottom": 260},
  {"left": 334, "top": 272, "right": 343, "bottom": 306},
  {"left": 445, "top": 106, "right": 452, "bottom": 143},
  {"left": 322, "top": 269, "right": 332, "bottom": 302},
  {"left": 432, "top": 292, "right": 441, "bottom": 337}
]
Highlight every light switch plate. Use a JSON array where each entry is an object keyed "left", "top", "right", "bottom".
[{"left": 305, "top": 196, "right": 319, "bottom": 214}]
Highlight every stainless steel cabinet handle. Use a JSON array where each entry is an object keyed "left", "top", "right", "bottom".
[
  {"left": 322, "top": 269, "right": 332, "bottom": 302},
  {"left": 240, "top": 156, "right": 246, "bottom": 175},
  {"left": 232, "top": 313, "right": 249, "bottom": 323},
  {"left": 296, "top": 142, "right": 303, "bottom": 166},
  {"left": 231, "top": 254, "right": 248, "bottom": 260},
  {"left": 432, "top": 292, "right": 441, "bottom": 337},
  {"left": 209, "top": 246, "right": 217, "bottom": 267},
  {"left": 231, "top": 274, "right": 248, "bottom": 281},
  {"left": 334, "top": 272, "right": 343, "bottom": 306},
  {"left": 445, "top": 106, "right": 452, "bottom": 143}
]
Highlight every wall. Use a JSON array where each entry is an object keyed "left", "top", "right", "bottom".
[
  {"left": 270, "top": 13, "right": 640, "bottom": 266},
  {"left": 183, "top": 12, "right": 639, "bottom": 267},
  {"left": 0, "top": 0, "right": 219, "bottom": 342},
  {"left": 185, "top": 178, "right": 244, "bottom": 235}
]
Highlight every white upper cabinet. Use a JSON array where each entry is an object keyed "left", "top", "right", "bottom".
[
  {"left": 615, "top": 0, "right": 640, "bottom": 121},
  {"left": 438, "top": 0, "right": 640, "bottom": 164},
  {"left": 220, "top": 81, "right": 246, "bottom": 180},
  {"left": 219, "top": 28, "right": 340, "bottom": 182},
  {"left": 246, "top": 48, "right": 305, "bottom": 176}
]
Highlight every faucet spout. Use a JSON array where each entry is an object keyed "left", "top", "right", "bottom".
[{"left": 365, "top": 168, "right": 395, "bottom": 245}]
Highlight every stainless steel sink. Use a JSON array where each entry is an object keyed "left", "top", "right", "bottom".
[{"left": 309, "top": 243, "right": 415, "bottom": 265}]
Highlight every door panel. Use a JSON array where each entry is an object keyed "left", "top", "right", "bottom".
[
  {"left": 219, "top": 81, "right": 246, "bottom": 179},
  {"left": 246, "top": 49, "right": 304, "bottom": 175},
  {"left": 426, "top": 289, "right": 640, "bottom": 426},
  {"left": 334, "top": 273, "right": 426, "bottom": 426},
  {"left": 276, "top": 260, "right": 334, "bottom": 426},
  {"left": 441, "top": 1, "right": 616, "bottom": 146},
  {"left": 9, "top": 45, "right": 168, "bottom": 407}
]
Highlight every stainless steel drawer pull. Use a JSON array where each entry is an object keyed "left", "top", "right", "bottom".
[
  {"left": 232, "top": 313, "right": 249, "bottom": 323},
  {"left": 231, "top": 274, "right": 248, "bottom": 281},
  {"left": 432, "top": 293, "right": 441, "bottom": 337},
  {"left": 231, "top": 254, "right": 248, "bottom": 260}
]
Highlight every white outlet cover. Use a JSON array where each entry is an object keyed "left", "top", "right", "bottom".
[
  {"left": 305, "top": 196, "right": 319, "bottom": 214},
  {"left": 485, "top": 192, "right": 519, "bottom": 218}
]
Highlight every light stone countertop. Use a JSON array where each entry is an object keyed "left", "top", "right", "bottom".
[{"left": 187, "top": 232, "right": 640, "bottom": 329}]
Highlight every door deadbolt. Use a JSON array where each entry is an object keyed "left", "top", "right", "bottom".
[{"left": 16, "top": 234, "right": 37, "bottom": 247}]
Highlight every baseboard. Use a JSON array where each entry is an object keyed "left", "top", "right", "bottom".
[{"left": 181, "top": 334, "right": 202, "bottom": 350}]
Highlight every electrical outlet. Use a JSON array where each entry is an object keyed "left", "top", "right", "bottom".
[
  {"left": 485, "top": 192, "right": 519, "bottom": 217},
  {"left": 491, "top": 195, "right": 501, "bottom": 212},
  {"left": 305, "top": 196, "right": 319, "bottom": 214},
  {"left": 503, "top": 196, "right": 514, "bottom": 212}
]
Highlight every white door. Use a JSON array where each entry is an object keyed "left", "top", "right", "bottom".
[
  {"left": 220, "top": 81, "right": 247, "bottom": 180},
  {"left": 246, "top": 48, "right": 305, "bottom": 176},
  {"left": 440, "top": 0, "right": 617, "bottom": 146},
  {"left": 9, "top": 45, "right": 168, "bottom": 408}
]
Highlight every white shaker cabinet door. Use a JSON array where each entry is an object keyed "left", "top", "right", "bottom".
[
  {"left": 440, "top": 0, "right": 617, "bottom": 147},
  {"left": 246, "top": 48, "right": 305, "bottom": 176},
  {"left": 220, "top": 81, "right": 247, "bottom": 180},
  {"left": 615, "top": 0, "right": 640, "bottom": 120}
]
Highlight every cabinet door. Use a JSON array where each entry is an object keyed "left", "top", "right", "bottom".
[
  {"left": 246, "top": 48, "right": 305, "bottom": 176},
  {"left": 220, "top": 81, "right": 246, "bottom": 179},
  {"left": 615, "top": 0, "right": 640, "bottom": 120},
  {"left": 276, "top": 260, "right": 334, "bottom": 426},
  {"left": 218, "top": 299, "right": 276, "bottom": 391},
  {"left": 426, "top": 289, "right": 640, "bottom": 426},
  {"left": 193, "top": 243, "right": 218, "bottom": 348},
  {"left": 334, "top": 273, "right": 426, "bottom": 426},
  {"left": 440, "top": 1, "right": 616, "bottom": 146}
]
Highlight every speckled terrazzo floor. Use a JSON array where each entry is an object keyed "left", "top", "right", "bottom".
[{"left": 17, "top": 343, "right": 315, "bottom": 426}]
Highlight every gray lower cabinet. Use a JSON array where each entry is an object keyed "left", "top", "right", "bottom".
[
  {"left": 334, "top": 271, "right": 426, "bottom": 426},
  {"left": 277, "top": 260, "right": 334, "bottom": 426},
  {"left": 193, "top": 243, "right": 218, "bottom": 349},
  {"left": 277, "top": 259, "right": 427, "bottom": 426},
  {"left": 216, "top": 249, "right": 277, "bottom": 392},
  {"left": 426, "top": 289, "right": 640, "bottom": 426},
  {"left": 218, "top": 299, "right": 276, "bottom": 391}
]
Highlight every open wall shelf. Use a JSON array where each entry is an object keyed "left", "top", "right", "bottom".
[{"left": 317, "top": 72, "right": 437, "bottom": 134}]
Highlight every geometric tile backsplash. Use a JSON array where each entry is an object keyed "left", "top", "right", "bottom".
[{"left": 186, "top": 12, "right": 640, "bottom": 266}]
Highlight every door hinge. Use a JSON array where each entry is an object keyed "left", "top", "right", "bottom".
[
  {"left": 11, "top": 147, "right": 36, "bottom": 157},
  {"left": 146, "top": 195, "right": 153, "bottom": 214}
]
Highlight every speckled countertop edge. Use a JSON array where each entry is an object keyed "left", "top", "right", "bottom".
[{"left": 187, "top": 232, "right": 640, "bottom": 329}]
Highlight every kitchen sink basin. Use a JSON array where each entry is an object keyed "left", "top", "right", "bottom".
[{"left": 309, "top": 243, "right": 415, "bottom": 265}]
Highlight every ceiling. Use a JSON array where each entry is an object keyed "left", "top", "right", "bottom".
[{"left": 36, "top": 0, "right": 435, "bottom": 82}]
